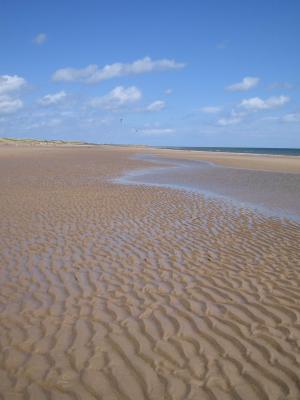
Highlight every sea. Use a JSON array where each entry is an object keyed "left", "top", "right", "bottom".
[{"left": 158, "top": 147, "right": 300, "bottom": 156}]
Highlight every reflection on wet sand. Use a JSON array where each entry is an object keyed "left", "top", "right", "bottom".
[{"left": 116, "top": 154, "right": 300, "bottom": 222}]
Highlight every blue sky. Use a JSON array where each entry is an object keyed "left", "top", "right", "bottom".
[{"left": 1, "top": 0, "right": 300, "bottom": 147}]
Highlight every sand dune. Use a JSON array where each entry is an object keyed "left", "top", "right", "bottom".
[{"left": 0, "top": 146, "right": 300, "bottom": 399}]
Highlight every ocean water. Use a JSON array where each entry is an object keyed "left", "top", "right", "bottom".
[{"left": 158, "top": 147, "right": 300, "bottom": 156}]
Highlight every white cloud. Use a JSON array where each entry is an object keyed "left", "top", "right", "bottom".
[
  {"left": 25, "top": 118, "right": 61, "bottom": 130},
  {"left": 165, "top": 88, "right": 173, "bottom": 95},
  {"left": 139, "top": 127, "right": 175, "bottom": 136},
  {"left": 53, "top": 56, "right": 186, "bottom": 83},
  {"left": 0, "top": 96, "right": 23, "bottom": 114},
  {"left": 0, "top": 75, "right": 26, "bottom": 114},
  {"left": 240, "top": 95, "right": 290, "bottom": 110},
  {"left": 0, "top": 75, "right": 26, "bottom": 95},
  {"left": 38, "top": 91, "right": 67, "bottom": 106},
  {"left": 201, "top": 106, "right": 222, "bottom": 114},
  {"left": 269, "top": 82, "right": 294, "bottom": 90},
  {"left": 146, "top": 100, "right": 165, "bottom": 112},
  {"left": 54, "top": 64, "right": 97, "bottom": 82},
  {"left": 33, "top": 33, "right": 47, "bottom": 45},
  {"left": 227, "top": 76, "right": 259, "bottom": 92},
  {"left": 217, "top": 116, "right": 241, "bottom": 126},
  {"left": 89, "top": 86, "right": 141, "bottom": 110},
  {"left": 281, "top": 113, "right": 300, "bottom": 123}
]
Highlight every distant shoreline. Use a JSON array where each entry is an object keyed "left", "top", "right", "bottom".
[
  {"left": 158, "top": 146, "right": 300, "bottom": 157},
  {"left": 1, "top": 138, "right": 299, "bottom": 156}
]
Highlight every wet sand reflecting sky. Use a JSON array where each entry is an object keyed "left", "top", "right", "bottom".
[{"left": 116, "top": 154, "right": 300, "bottom": 222}]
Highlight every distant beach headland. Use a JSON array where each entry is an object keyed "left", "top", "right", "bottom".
[{"left": 0, "top": 137, "right": 92, "bottom": 146}]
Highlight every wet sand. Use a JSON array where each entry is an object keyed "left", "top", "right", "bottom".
[
  {"left": 116, "top": 154, "right": 300, "bottom": 222},
  {"left": 148, "top": 148, "right": 300, "bottom": 173},
  {"left": 1, "top": 145, "right": 300, "bottom": 400}
]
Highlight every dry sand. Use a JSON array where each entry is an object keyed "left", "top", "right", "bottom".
[{"left": 0, "top": 145, "right": 300, "bottom": 400}]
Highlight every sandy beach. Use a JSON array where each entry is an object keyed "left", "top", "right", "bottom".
[
  {"left": 1, "top": 144, "right": 300, "bottom": 400},
  {"left": 146, "top": 148, "right": 300, "bottom": 173}
]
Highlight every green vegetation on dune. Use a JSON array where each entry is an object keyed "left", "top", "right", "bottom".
[
  {"left": 0, "top": 138, "right": 150, "bottom": 147},
  {"left": 0, "top": 137, "right": 92, "bottom": 145}
]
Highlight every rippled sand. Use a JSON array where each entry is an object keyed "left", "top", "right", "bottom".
[
  {"left": 117, "top": 154, "right": 300, "bottom": 221},
  {"left": 1, "top": 145, "right": 300, "bottom": 400}
]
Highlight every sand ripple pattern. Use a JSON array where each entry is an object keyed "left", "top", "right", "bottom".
[{"left": 0, "top": 147, "right": 300, "bottom": 400}]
